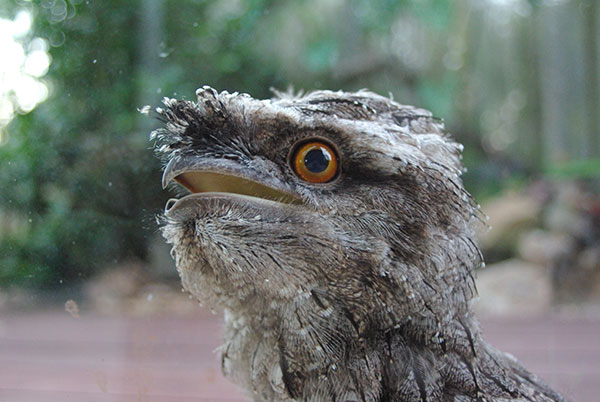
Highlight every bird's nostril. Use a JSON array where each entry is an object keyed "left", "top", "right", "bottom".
[{"left": 165, "top": 198, "right": 178, "bottom": 212}]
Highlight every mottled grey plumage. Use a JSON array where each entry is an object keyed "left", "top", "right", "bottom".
[{"left": 152, "top": 87, "right": 564, "bottom": 401}]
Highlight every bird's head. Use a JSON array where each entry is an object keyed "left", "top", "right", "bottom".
[{"left": 153, "top": 86, "right": 482, "bottom": 347}]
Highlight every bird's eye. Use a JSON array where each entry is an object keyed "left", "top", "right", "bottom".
[{"left": 290, "top": 140, "right": 339, "bottom": 183}]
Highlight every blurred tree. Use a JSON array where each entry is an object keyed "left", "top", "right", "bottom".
[
  {"left": 582, "top": 0, "right": 599, "bottom": 157},
  {"left": 0, "top": 0, "right": 597, "bottom": 289},
  {"left": 0, "top": 0, "right": 162, "bottom": 287}
]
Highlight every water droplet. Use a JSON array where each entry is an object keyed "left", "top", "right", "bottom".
[
  {"left": 159, "top": 48, "right": 173, "bottom": 58},
  {"left": 49, "top": 30, "right": 65, "bottom": 47}
]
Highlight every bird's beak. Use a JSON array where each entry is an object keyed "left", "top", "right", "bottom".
[{"left": 162, "top": 156, "right": 303, "bottom": 205}]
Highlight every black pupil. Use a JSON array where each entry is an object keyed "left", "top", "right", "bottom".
[{"left": 304, "top": 148, "right": 331, "bottom": 173}]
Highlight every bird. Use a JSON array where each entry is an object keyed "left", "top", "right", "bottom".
[{"left": 152, "top": 86, "right": 564, "bottom": 402}]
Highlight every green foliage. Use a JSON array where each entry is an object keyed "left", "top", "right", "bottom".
[
  {"left": 0, "top": 0, "right": 164, "bottom": 288},
  {"left": 546, "top": 158, "right": 600, "bottom": 180}
]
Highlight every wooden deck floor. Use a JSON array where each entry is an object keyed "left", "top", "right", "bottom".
[{"left": 0, "top": 310, "right": 597, "bottom": 401}]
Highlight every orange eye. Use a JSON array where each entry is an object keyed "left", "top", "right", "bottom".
[{"left": 291, "top": 140, "right": 339, "bottom": 183}]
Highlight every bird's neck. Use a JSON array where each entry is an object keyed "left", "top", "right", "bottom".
[{"left": 220, "top": 308, "right": 562, "bottom": 401}]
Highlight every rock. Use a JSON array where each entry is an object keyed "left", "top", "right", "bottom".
[
  {"left": 517, "top": 229, "right": 572, "bottom": 266},
  {"left": 85, "top": 260, "right": 198, "bottom": 316},
  {"left": 85, "top": 260, "right": 145, "bottom": 314},
  {"left": 478, "top": 191, "right": 542, "bottom": 259},
  {"left": 474, "top": 259, "right": 552, "bottom": 316},
  {"left": 128, "top": 283, "right": 199, "bottom": 316},
  {"left": 545, "top": 181, "right": 589, "bottom": 238}
]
